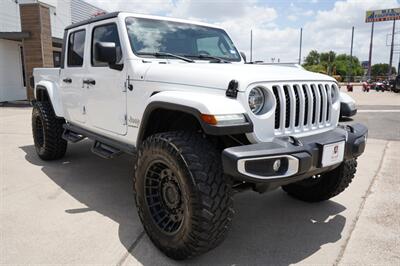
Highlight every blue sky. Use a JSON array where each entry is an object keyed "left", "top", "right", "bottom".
[{"left": 87, "top": 0, "right": 400, "bottom": 66}]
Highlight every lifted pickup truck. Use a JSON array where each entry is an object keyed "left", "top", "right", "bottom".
[{"left": 32, "top": 12, "right": 368, "bottom": 260}]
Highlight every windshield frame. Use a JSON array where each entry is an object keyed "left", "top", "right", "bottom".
[{"left": 124, "top": 16, "right": 242, "bottom": 62}]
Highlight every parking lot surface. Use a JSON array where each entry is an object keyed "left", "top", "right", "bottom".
[{"left": 1, "top": 88, "right": 399, "bottom": 265}]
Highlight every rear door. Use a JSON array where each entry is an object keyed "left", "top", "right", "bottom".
[
  {"left": 59, "top": 27, "right": 88, "bottom": 124},
  {"left": 85, "top": 21, "right": 127, "bottom": 135}
]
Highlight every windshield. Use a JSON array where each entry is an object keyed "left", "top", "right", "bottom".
[{"left": 125, "top": 17, "right": 241, "bottom": 62}]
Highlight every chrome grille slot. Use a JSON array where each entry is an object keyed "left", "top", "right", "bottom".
[
  {"left": 272, "top": 86, "right": 280, "bottom": 129},
  {"left": 325, "top": 84, "right": 331, "bottom": 121},
  {"left": 283, "top": 85, "right": 291, "bottom": 128},
  {"left": 302, "top": 85, "right": 309, "bottom": 126},
  {"left": 293, "top": 85, "right": 300, "bottom": 127},
  {"left": 310, "top": 85, "right": 317, "bottom": 125},
  {"left": 272, "top": 82, "right": 335, "bottom": 135}
]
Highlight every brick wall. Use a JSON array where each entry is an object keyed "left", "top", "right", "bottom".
[{"left": 20, "top": 3, "right": 53, "bottom": 100}]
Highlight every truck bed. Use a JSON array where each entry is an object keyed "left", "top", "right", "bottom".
[{"left": 33, "top": 68, "right": 60, "bottom": 85}]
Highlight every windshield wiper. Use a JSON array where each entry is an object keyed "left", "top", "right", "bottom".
[
  {"left": 187, "top": 54, "right": 230, "bottom": 63},
  {"left": 139, "top": 52, "right": 194, "bottom": 63}
]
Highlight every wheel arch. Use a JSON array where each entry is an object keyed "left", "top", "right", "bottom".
[
  {"left": 137, "top": 100, "right": 253, "bottom": 146},
  {"left": 34, "top": 81, "right": 64, "bottom": 117},
  {"left": 137, "top": 102, "right": 205, "bottom": 144}
]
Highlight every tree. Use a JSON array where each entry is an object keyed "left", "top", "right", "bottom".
[
  {"left": 320, "top": 51, "right": 336, "bottom": 64},
  {"left": 320, "top": 51, "right": 336, "bottom": 75},
  {"left": 303, "top": 64, "right": 327, "bottom": 74},
  {"left": 302, "top": 50, "right": 364, "bottom": 80},
  {"left": 371, "top": 63, "right": 397, "bottom": 76},
  {"left": 304, "top": 50, "right": 320, "bottom": 66},
  {"left": 334, "top": 54, "right": 364, "bottom": 78}
]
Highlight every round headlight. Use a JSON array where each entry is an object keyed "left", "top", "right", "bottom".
[{"left": 248, "top": 87, "right": 265, "bottom": 114}]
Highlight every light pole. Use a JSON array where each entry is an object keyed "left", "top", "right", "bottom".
[
  {"left": 298, "top": 27, "right": 303, "bottom": 65},
  {"left": 388, "top": 19, "right": 396, "bottom": 78},
  {"left": 347, "top": 26, "right": 354, "bottom": 82},
  {"left": 367, "top": 20, "right": 374, "bottom": 79},
  {"left": 250, "top": 30, "right": 253, "bottom": 63}
]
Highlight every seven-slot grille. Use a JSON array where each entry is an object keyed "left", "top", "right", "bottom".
[{"left": 272, "top": 83, "right": 337, "bottom": 134}]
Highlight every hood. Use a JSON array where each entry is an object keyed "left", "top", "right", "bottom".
[{"left": 142, "top": 62, "right": 336, "bottom": 91}]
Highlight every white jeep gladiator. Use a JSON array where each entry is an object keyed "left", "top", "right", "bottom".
[{"left": 32, "top": 12, "right": 368, "bottom": 260}]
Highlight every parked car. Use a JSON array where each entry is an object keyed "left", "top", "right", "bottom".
[
  {"left": 392, "top": 76, "right": 400, "bottom": 93},
  {"left": 388, "top": 78, "right": 396, "bottom": 91},
  {"left": 340, "top": 92, "right": 357, "bottom": 118},
  {"left": 31, "top": 12, "right": 368, "bottom": 260}
]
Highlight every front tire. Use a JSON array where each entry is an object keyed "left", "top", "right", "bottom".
[
  {"left": 32, "top": 102, "right": 67, "bottom": 160},
  {"left": 133, "top": 131, "right": 234, "bottom": 260},
  {"left": 282, "top": 159, "right": 357, "bottom": 202}
]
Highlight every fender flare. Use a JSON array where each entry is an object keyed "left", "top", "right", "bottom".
[
  {"left": 137, "top": 91, "right": 253, "bottom": 143},
  {"left": 34, "top": 81, "right": 64, "bottom": 117}
]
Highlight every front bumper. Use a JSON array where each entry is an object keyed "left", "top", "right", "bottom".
[{"left": 222, "top": 123, "right": 367, "bottom": 184}]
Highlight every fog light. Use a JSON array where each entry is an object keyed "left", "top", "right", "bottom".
[{"left": 273, "top": 159, "right": 281, "bottom": 172}]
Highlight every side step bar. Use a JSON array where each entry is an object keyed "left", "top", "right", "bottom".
[
  {"left": 91, "top": 141, "right": 122, "bottom": 159},
  {"left": 63, "top": 123, "right": 136, "bottom": 158},
  {"left": 62, "top": 129, "right": 85, "bottom": 143}
]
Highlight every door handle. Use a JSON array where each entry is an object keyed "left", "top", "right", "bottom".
[
  {"left": 63, "top": 78, "right": 72, "bottom": 83},
  {"left": 83, "top": 78, "right": 96, "bottom": 85}
]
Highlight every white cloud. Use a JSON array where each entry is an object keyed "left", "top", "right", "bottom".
[
  {"left": 169, "top": 0, "right": 277, "bottom": 26},
  {"left": 304, "top": 10, "right": 314, "bottom": 16},
  {"left": 85, "top": 0, "right": 399, "bottom": 65},
  {"left": 303, "top": 0, "right": 399, "bottom": 65},
  {"left": 84, "top": 0, "right": 174, "bottom": 15}
]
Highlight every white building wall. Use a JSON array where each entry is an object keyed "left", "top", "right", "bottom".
[
  {"left": 0, "top": 39, "right": 26, "bottom": 102},
  {"left": 0, "top": 0, "right": 103, "bottom": 101},
  {"left": 0, "top": 0, "right": 71, "bottom": 38},
  {"left": 71, "top": 0, "right": 105, "bottom": 24},
  {"left": 44, "top": 0, "right": 72, "bottom": 39},
  {"left": 0, "top": 0, "right": 22, "bottom": 32}
]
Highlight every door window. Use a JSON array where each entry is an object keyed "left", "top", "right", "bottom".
[
  {"left": 91, "top": 23, "right": 122, "bottom": 66},
  {"left": 67, "top": 30, "right": 86, "bottom": 67}
]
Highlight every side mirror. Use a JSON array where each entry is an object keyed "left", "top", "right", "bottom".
[
  {"left": 95, "top": 42, "right": 116, "bottom": 64},
  {"left": 240, "top": 51, "right": 247, "bottom": 63}
]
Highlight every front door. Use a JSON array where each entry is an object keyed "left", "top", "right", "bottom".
[{"left": 86, "top": 22, "right": 127, "bottom": 135}]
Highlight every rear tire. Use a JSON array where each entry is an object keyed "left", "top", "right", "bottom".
[
  {"left": 32, "top": 102, "right": 67, "bottom": 160},
  {"left": 133, "top": 131, "right": 234, "bottom": 260},
  {"left": 282, "top": 159, "right": 357, "bottom": 202}
]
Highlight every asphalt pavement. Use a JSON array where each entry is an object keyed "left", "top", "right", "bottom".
[{"left": 1, "top": 88, "right": 399, "bottom": 265}]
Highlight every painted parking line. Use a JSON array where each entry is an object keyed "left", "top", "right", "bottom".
[{"left": 358, "top": 110, "right": 400, "bottom": 113}]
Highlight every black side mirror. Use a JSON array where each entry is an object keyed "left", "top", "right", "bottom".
[
  {"left": 95, "top": 42, "right": 116, "bottom": 64},
  {"left": 240, "top": 51, "right": 247, "bottom": 63}
]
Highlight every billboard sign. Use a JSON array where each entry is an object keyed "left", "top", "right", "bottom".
[{"left": 366, "top": 8, "right": 400, "bottom": 23}]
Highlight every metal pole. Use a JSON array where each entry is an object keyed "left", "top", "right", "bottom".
[
  {"left": 367, "top": 20, "right": 374, "bottom": 79},
  {"left": 388, "top": 19, "right": 396, "bottom": 78},
  {"left": 398, "top": 51, "right": 400, "bottom": 75},
  {"left": 348, "top": 26, "right": 354, "bottom": 82},
  {"left": 298, "top": 27, "right": 303, "bottom": 65},
  {"left": 250, "top": 30, "right": 253, "bottom": 62}
]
